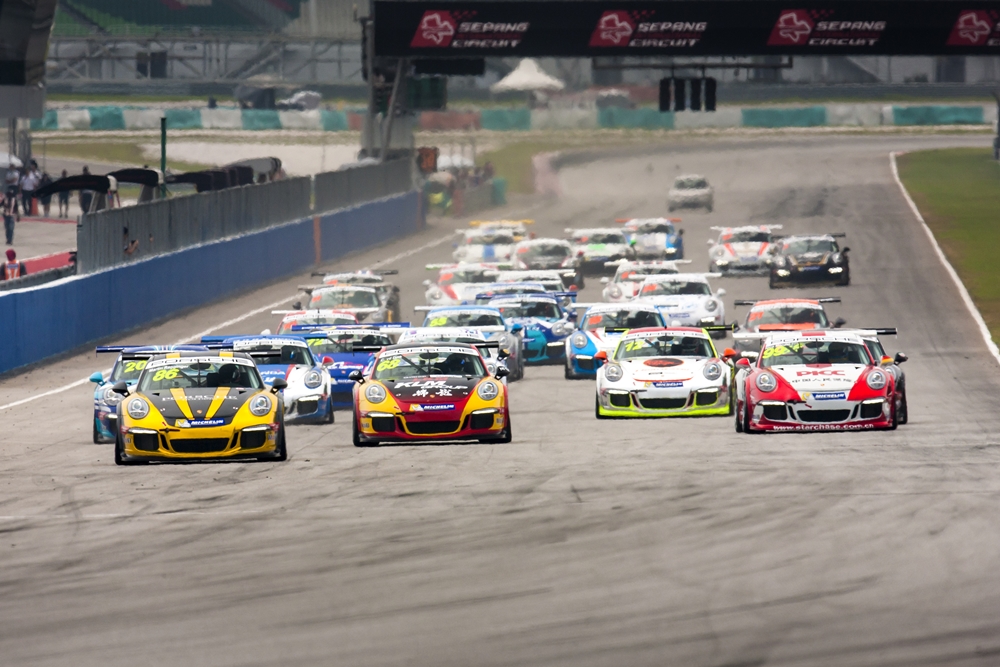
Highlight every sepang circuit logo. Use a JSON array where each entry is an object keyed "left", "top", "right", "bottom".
[
  {"left": 768, "top": 9, "right": 885, "bottom": 47},
  {"left": 589, "top": 10, "right": 707, "bottom": 48},
  {"left": 947, "top": 10, "right": 1000, "bottom": 46},
  {"left": 411, "top": 10, "right": 529, "bottom": 49}
]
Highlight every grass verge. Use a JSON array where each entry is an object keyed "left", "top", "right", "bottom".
[
  {"left": 39, "top": 140, "right": 211, "bottom": 173},
  {"left": 896, "top": 147, "right": 1000, "bottom": 340},
  {"left": 475, "top": 140, "right": 574, "bottom": 194}
]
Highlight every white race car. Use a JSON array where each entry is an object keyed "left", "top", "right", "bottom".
[
  {"left": 422, "top": 263, "right": 506, "bottom": 306},
  {"left": 302, "top": 284, "right": 391, "bottom": 322},
  {"left": 496, "top": 269, "right": 570, "bottom": 293},
  {"left": 707, "top": 225, "right": 781, "bottom": 275},
  {"left": 595, "top": 327, "right": 735, "bottom": 418},
  {"left": 469, "top": 219, "right": 532, "bottom": 240},
  {"left": 397, "top": 326, "right": 509, "bottom": 381},
  {"left": 564, "top": 302, "right": 666, "bottom": 379},
  {"left": 619, "top": 217, "right": 685, "bottom": 259},
  {"left": 565, "top": 228, "right": 636, "bottom": 273},
  {"left": 268, "top": 309, "right": 359, "bottom": 335},
  {"left": 511, "top": 238, "right": 578, "bottom": 274},
  {"left": 632, "top": 273, "right": 727, "bottom": 337},
  {"left": 600, "top": 260, "right": 691, "bottom": 302},
  {"left": 453, "top": 228, "right": 517, "bottom": 263},
  {"left": 668, "top": 174, "right": 714, "bottom": 212}
]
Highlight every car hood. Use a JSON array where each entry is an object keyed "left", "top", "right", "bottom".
[
  {"left": 641, "top": 295, "right": 709, "bottom": 310},
  {"left": 143, "top": 387, "right": 259, "bottom": 423},
  {"left": 456, "top": 245, "right": 513, "bottom": 261},
  {"left": 585, "top": 328, "right": 626, "bottom": 351},
  {"left": 632, "top": 233, "right": 678, "bottom": 249},
  {"left": 621, "top": 356, "right": 708, "bottom": 382},
  {"left": 383, "top": 376, "right": 481, "bottom": 403},
  {"left": 788, "top": 252, "right": 830, "bottom": 265},
  {"left": 257, "top": 364, "right": 314, "bottom": 386},
  {"left": 581, "top": 243, "right": 628, "bottom": 256},
  {"left": 719, "top": 242, "right": 767, "bottom": 258},
  {"left": 769, "top": 364, "right": 866, "bottom": 392}
]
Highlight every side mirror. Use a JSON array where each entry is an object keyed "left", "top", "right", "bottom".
[
  {"left": 111, "top": 381, "right": 129, "bottom": 396},
  {"left": 894, "top": 352, "right": 908, "bottom": 364},
  {"left": 721, "top": 347, "right": 738, "bottom": 360},
  {"left": 735, "top": 358, "right": 751, "bottom": 368},
  {"left": 422, "top": 279, "right": 432, "bottom": 287},
  {"left": 494, "top": 366, "right": 510, "bottom": 380},
  {"left": 291, "top": 301, "right": 302, "bottom": 310},
  {"left": 842, "top": 247, "right": 851, "bottom": 253},
  {"left": 600, "top": 277, "right": 609, "bottom": 284},
  {"left": 271, "top": 378, "right": 288, "bottom": 393},
  {"left": 260, "top": 328, "right": 272, "bottom": 335},
  {"left": 322, "top": 355, "right": 335, "bottom": 367},
  {"left": 566, "top": 310, "right": 577, "bottom": 321},
  {"left": 594, "top": 351, "right": 608, "bottom": 361},
  {"left": 497, "top": 348, "right": 510, "bottom": 360},
  {"left": 833, "top": 317, "right": 847, "bottom": 329},
  {"left": 89, "top": 371, "right": 104, "bottom": 384},
  {"left": 510, "top": 323, "right": 524, "bottom": 334},
  {"left": 716, "top": 288, "right": 726, "bottom": 297},
  {"left": 706, "top": 239, "right": 714, "bottom": 246},
  {"left": 348, "top": 370, "right": 365, "bottom": 383},
  {"left": 677, "top": 228, "right": 684, "bottom": 236}
]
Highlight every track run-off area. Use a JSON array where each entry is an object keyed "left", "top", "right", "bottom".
[{"left": 3, "top": 133, "right": 1000, "bottom": 667}]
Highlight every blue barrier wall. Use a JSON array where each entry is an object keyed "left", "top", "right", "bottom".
[{"left": 0, "top": 191, "right": 421, "bottom": 375}]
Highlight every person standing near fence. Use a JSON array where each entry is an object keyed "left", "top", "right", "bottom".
[
  {"left": 38, "top": 171, "right": 53, "bottom": 218},
  {"left": 57, "top": 169, "right": 70, "bottom": 217},
  {"left": 0, "top": 186, "right": 19, "bottom": 245},
  {"left": 19, "top": 161, "right": 39, "bottom": 216},
  {"left": 2, "top": 249, "right": 27, "bottom": 280},
  {"left": 78, "top": 166, "right": 93, "bottom": 215}
]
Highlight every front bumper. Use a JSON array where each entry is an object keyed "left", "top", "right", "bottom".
[
  {"left": 357, "top": 408, "right": 506, "bottom": 442},
  {"left": 523, "top": 336, "right": 567, "bottom": 364},
  {"left": 284, "top": 393, "right": 331, "bottom": 424},
  {"left": 748, "top": 398, "right": 892, "bottom": 431},
  {"left": 120, "top": 424, "right": 280, "bottom": 460},
  {"left": 598, "top": 384, "right": 730, "bottom": 417},
  {"left": 715, "top": 259, "right": 769, "bottom": 275},
  {"left": 771, "top": 266, "right": 845, "bottom": 284}
]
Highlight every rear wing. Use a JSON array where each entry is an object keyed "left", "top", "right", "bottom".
[
  {"left": 469, "top": 219, "right": 533, "bottom": 227},
  {"left": 733, "top": 297, "right": 841, "bottom": 307},
  {"left": 844, "top": 327, "right": 898, "bottom": 336},
  {"left": 291, "top": 322, "right": 411, "bottom": 332},
  {"left": 352, "top": 341, "right": 502, "bottom": 352},
  {"left": 615, "top": 217, "right": 682, "bottom": 223},
  {"left": 709, "top": 224, "right": 783, "bottom": 231},
  {"left": 702, "top": 323, "right": 738, "bottom": 333},
  {"left": 96, "top": 346, "right": 160, "bottom": 361}
]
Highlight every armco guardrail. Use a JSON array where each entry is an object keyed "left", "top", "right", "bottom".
[
  {"left": 0, "top": 191, "right": 421, "bottom": 376},
  {"left": 314, "top": 159, "right": 412, "bottom": 213},
  {"left": 0, "top": 265, "right": 76, "bottom": 291},
  {"left": 78, "top": 177, "right": 312, "bottom": 273}
]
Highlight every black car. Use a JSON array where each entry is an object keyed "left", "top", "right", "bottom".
[{"left": 768, "top": 234, "right": 850, "bottom": 288}]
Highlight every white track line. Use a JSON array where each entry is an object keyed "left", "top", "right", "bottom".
[
  {"left": 889, "top": 151, "right": 1000, "bottom": 365},
  {"left": 0, "top": 230, "right": 457, "bottom": 413}
]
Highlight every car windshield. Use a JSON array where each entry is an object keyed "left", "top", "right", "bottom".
[
  {"left": 469, "top": 233, "right": 515, "bottom": 245},
  {"left": 373, "top": 349, "right": 486, "bottom": 379},
  {"left": 582, "top": 233, "right": 625, "bottom": 245},
  {"left": 236, "top": 344, "right": 314, "bottom": 366},
  {"left": 138, "top": 359, "right": 263, "bottom": 391},
  {"left": 584, "top": 309, "right": 664, "bottom": 330},
  {"left": 676, "top": 177, "right": 707, "bottom": 189},
  {"left": 635, "top": 222, "right": 675, "bottom": 234},
  {"left": 438, "top": 269, "right": 497, "bottom": 285},
  {"left": 722, "top": 231, "right": 770, "bottom": 243},
  {"left": 307, "top": 332, "right": 393, "bottom": 355},
  {"left": 111, "top": 358, "right": 149, "bottom": 382},
  {"left": 276, "top": 314, "right": 356, "bottom": 333},
  {"left": 616, "top": 266, "right": 678, "bottom": 282},
  {"left": 425, "top": 311, "right": 504, "bottom": 328},
  {"left": 748, "top": 306, "right": 829, "bottom": 328},
  {"left": 866, "top": 338, "right": 886, "bottom": 359},
  {"left": 494, "top": 302, "right": 562, "bottom": 320},
  {"left": 325, "top": 275, "right": 383, "bottom": 285},
  {"left": 519, "top": 243, "right": 570, "bottom": 258},
  {"left": 761, "top": 340, "right": 871, "bottom": 367},
  {"left": 616, "top": 334, "right": 714, "bottom": 360},
  {"left": 310, "top": 288, "right": 380, "bottom": 309},
  {"left": 639, "top": 281, "right": 711, "bottom": 296},
  {"left": 783, "top": 239, "right": 837, "bottom": 254}
]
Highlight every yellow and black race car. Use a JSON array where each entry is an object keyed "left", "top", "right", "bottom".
[{"left": 111, "top": 350, "right": 288, "bottom": 465}]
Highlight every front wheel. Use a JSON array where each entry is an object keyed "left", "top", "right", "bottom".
[
  {"left": 897, "top": 389, "right": 908, "bottom": 425},
  {"left": 734, "top": 400, "right": 743, "bottom": 432},
  {"left": 271, "top": 421, "right": 288, "bottom": 461},
  {"left": 595, "top": 394, "right": 608, "bottom": 420},
  {"left": 325, "top": 397, "right": 335, "bottom": 424},
  {"left": 768, "top": 275, "right": 779, "bottom": 289},
  {"left": 93, "top": 419, "right": 101, "bottom": 444},
  {"left": 481, "top": 412, "right": 513, "bottom": 443}
]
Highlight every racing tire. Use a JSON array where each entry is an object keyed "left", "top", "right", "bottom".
[
  {"left": 838, "top": 271, "right": 851, "bottom": 287},
  {"left": 272, "top": 420, "right": 288, "bottom": 461},
  {"left": 113, "top": 430, "right": 140, "bottom": 465},
  {"left": 352, "top": 413, "right": 378, "bottom": 447},
  {"left": 93, "top": 419, "right": 101, "bottom": 444},
  {"left": 897, "top": 390, "right": 908, "bottom": 425},
  {"left": 706, "top": 203, "right": 713, "bottom": 213},
  {"left": 734, "top": 400, "right": 743, "bottom": 432},
  {"left": 768, "top": 275, "right": 779, "bottom": 289},
  {"left": 742, "top": 401, "right": 759, "bottom": 434},
  {"left": 325, "top": 397, "right": 335, "bottom": 424},
  {"left": 564, "top": 364, "right": 574, "bottom": 380},
  {"left": 595, "top": 394, "right": 608, "bottom": 420},
  {"left": 480, "top": 412, "right": 513, "bottom": 444}
]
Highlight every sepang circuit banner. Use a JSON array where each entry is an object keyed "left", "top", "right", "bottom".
[{"left": 374, "top": 1, "right": 1000, "bottom": 57}]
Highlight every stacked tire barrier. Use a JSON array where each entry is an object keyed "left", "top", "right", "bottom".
[{"left": 32, "top": 104, "right": 998, "bottom": 132}]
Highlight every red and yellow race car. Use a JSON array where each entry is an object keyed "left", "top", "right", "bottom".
[{"left": 350, "top": 341, "right": 511, "bottom": 446}]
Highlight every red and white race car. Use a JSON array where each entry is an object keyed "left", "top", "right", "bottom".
[
  {"left": 268, "top": 309, "right": 359, "bottom": 334},
  {"left": 731, "top": 297, "right": 843, "bottom": 352},
  {"left": 734, "top": 330, "right": 897, "bottom": 432}
]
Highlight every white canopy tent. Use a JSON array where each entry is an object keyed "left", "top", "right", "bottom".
[{"left": 490, "top": 59, "right": 565, "bottom": 93}]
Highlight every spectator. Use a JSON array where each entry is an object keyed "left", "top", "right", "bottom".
[
  {"left": 38, "top": 171, "right": 53, "bottom": 218},
  {"left": 57, "top": 169, "right": 69, "bottom": 217},
  {"left": 123, "top": 226, "right": 139, "bottom": 257},
  {"left": 0, "top": 186, "right": 18, "bottom": 245},
  {"left": 482, "top": 161, "right": 495, "bottom": 180},
  {"left": 2, "top": 248, "right": 27, "bottom": 280},
  {"left": 20, "top": 160, "right": 39, "bottom": 215},
  {"left": 79, "top": 166, "right": 93, "bottom": 215}
]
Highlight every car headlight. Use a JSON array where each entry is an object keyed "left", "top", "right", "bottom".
[
  {"left": 102, "top": 385, "right": 123, "bottom": 406},
  {"left": 477, "top": 381, "right": 499, "bottom": 401},
  {"left": 571, "top": 332, "right": 588, "bottom": 349},
  {"left": 703, "top": 362, "right": 723, "bottom": 381},
  {"left": 249, "top": 394, "right": 272, "bottom": 416},
  {"left": 551, "top": 321, "right": 574, "bottom": 336},
  {"left": 755, "top": 372, "right": 777, "bottom": 392},
  {"left": 127, "top": 398, "right": 149, "bottom": 420},
  {"left": 430, "top": 288, "right": 444, "bottom": 300},
  {"left": 705, "top": 298, "right": 718, "bottom": 312},
  {"left": 604, "top": 364, "right": 623, "bottom": 382},
  {"left": 486, "top": 362, "right": 497, "bottom": 376},
  {"left": 665, "top": 247, "right": 677, "bottom": 255},
  {"left": 772, "top": 256, "right": 787, "bottom": 267},
  {"left": 866, "top": 370, "right": 887, "bottom": 390},
  {"left": 365, "top": 384, "right": 387, "bottom": 403},
  {"left": 497, "top": 333, "right": 515, "bottom": 349},
  {"left": 830, "top": 253, "right": 842, "bottom": 264},
  {"left": 304, "top": 370, "right": 323, "bottom": 389},
  {"left": 608, "top": 285, "right": 622, "bottom": 298}
]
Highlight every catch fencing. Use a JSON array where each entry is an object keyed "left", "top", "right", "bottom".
[{"left": 77, "top": 159, "right": 413, "bottom": 274}]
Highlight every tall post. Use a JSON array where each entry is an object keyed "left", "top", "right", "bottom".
[
  {"left": 160, "top": 116, "right": 167, "bottom": 198},
  {"left": 364, "top": 19, "right": 375, "bottom": 158},
  {"left": 381, "top": 59, "right": 405, "bottom": 162}
]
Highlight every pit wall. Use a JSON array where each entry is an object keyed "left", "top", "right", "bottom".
[
  {"left": 31, "top": 104, "right": 997, "bottom": 132},
  {"left": 0, "top": 191, "right": 421, "bottom": 376}
]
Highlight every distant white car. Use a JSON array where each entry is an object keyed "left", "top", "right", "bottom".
[
  {"left": 600, "top": 260, "right": 690, "bottom": 302},
  {"left": 668, "top": 174, "right": 713, "bottom": 212},
  {"left": 632, "top": 273, "right": 727, "bottom": 337},
  {"left": 565, "top": 227, "right": 635, "bottom": 273},
  {"left": 268, "top": 309, "right": 359, "bottom": 335},
  {"left": 303, "top": 285, "right": 391, "bottom": 322},
  {"left": 453, "top": 228, "right": 517, "bottom": 263},
  {"left": 511, "top": 238, "right": 578, "bottom": 273},
  {"left": 496, "top": 270, "right": 568, "bottom": 293},
  {"left": 707, "top": 225, "right": 781, "bottom": 275},
  {"left": 422, "top": 263, "right": 504, "bottom": 306}
]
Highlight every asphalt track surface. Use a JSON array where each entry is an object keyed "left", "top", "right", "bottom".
[{"left": 3, "top": 133, "right": 999, "bottom": 667}]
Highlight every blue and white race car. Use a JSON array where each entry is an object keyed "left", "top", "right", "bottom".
[
  {"left": 619, "top": 217, "right": 684, "bottom": 260},
  {"left": 563, "top": 304, "right": 665, "bottom": 379},
  {"left": 416, "top": 305, "right": 526, "bottom": 381},
  {"left": 632, "top": 273, "right": 728, "bottom": 338},
  {"left": 200, "top": 335, "right": 335, "bottom": 424},
  {"left": 90, "top": 344, "right": 208, "bottom": 443},
  {"left": 487, "top": 294, "right": 576, "bottom": 365}
]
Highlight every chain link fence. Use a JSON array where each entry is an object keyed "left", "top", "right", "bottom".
[{"left": 77, "top": 160, "right": 413, "bottom": 274}]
